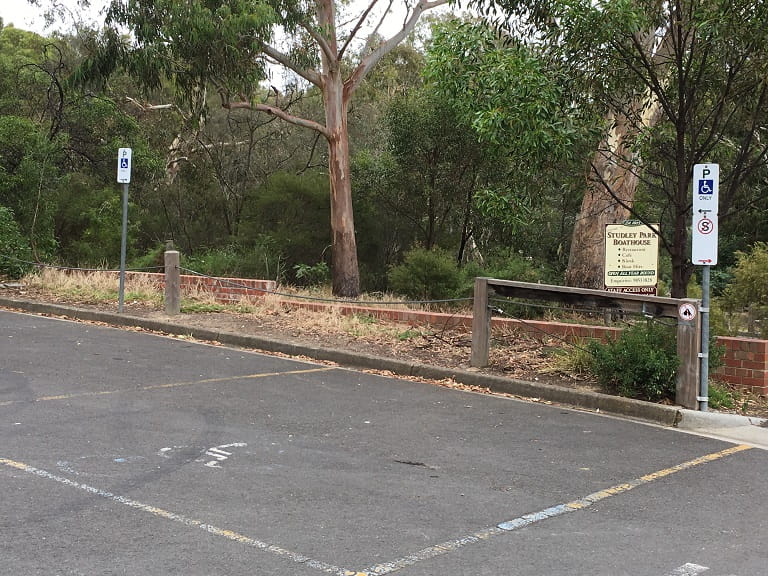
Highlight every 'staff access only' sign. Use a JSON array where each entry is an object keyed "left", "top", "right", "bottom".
[
  {"left": 692, "top": 163, "right": 719, "bottom": 265},
  {"left": 604, "top": 221, "right": 659, "bottom": 295}
]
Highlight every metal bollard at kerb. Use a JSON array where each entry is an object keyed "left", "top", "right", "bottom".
[{"left": 164, "top": 250, "right": 181, "bottom": 315}]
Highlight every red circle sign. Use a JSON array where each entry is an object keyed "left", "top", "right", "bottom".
[
  {"left": 697, "top": 217, "right": 714, "bottom": 234},
  {"left": 678, "top": 303, "right": 697, "bottom": 321}
]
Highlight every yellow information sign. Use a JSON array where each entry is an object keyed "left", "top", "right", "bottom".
[{"left": 604, "top": 221, "right": 659, "bottom": 295}]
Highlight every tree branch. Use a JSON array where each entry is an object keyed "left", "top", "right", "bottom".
[
  {"left": 345, "top": 0, "right": 450, "bottom": 95},
  {"left": 298, "top": 20, "right": 336, "bottom": 64},
  {"left": 221, "top": 99, "right": 330, "bottom": 139},
  {"left": 338, "top": 0, "right": 389, "bottom": 61},
  {"left": 260, "top": 42, "right": 323, "bottom": 87}
]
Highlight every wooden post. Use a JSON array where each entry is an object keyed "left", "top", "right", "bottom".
[
  {"left": 471, "top": 277, "right": 491, "bottom": 367},
  {"left": 164, "top": 250, "right": 181, "bottom": 315},
  {"left": 676, "top": 298, "right": 701, "bottom": 409}
]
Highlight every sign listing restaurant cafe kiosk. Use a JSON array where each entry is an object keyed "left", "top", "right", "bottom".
[{"left": 604, "top": 220, "right": 660, "bottom": 295}]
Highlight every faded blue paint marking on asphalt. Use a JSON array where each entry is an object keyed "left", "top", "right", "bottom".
[
  {"left": 363, "top": 444, "right": 752, "bottom": 575},
  {"left": 2, "top": 444, "right": 752, "bottom": 576}
]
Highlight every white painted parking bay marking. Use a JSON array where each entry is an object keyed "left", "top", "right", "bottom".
[
  {"left": 668, "top": 564, "right": 710, "bottom": 575},
  {"left": 363, "top": 444, "right": 753, "bottom": 575},
  {"left": 666, "top": 565, "right": 738, "bottom": 576},
  {"left": 1, "top": 445, "right": 753, "bottom": 576},
  {"left": 0, "top": 458, "right": 358, "bottom": 576},
  {"left": 0, "top": 366, "right": 335, "bottom": 407}
]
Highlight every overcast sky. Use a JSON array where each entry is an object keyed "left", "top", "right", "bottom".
[
  {"left": 0, "top": 0, "right": 46, "bottom": 32},
  {"left": 0, "top": 0, "right": 437, "bottom": 37},
  {"left": 0, "top": 0, "right": 104, "bottom": 34}
]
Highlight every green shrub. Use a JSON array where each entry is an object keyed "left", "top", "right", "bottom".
[
  {"left": 0, "top": 206, "right": 33, "bottom": 278},
  {"left": 183, "top": 238, "right": 285, "bottom": 282},
  {"left": 481, "top": 248, "right": 557, "bottom": 284},
  {"left": 587, "top": 320, "right": 679, "bottom": 401},
  {"left": 388, "top": 247, "right": 464, "bottom": 301},
  {"left": 240, "top": 172, "right": 329, "bottom": 280},
  {"left": 459, "top": 249, "right": 559, "bottom": 318},
  {"left": 721, "top": 242, "right": 768, "bottom": 337},
  {"left": 293, "top": 261, "right": 330, "bottom": 287},
  {"left": 707, "top": 382, "right": 739, "bottom": 411},
  {"left": 128, "top": 243, "right": 166, "bottom": 271},
  {"left": 722, "top": 242, "right": 768, "bottom": 306}
]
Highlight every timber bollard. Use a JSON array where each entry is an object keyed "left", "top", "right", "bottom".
[
  {"left": 164, "top": 250, "right": 181, "bottom": 315},
  {"left": 470, "top": 278, "right": 702, "bottom": 409},
  {"left": 470, "top": 277, "right": 491, "bottom": 367}
]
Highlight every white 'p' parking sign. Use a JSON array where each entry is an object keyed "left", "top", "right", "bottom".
[
  {"left": 692, "top": 163, "right": 719, "bottom": 265},
  {"left": 117, "top": 148, "right": 132, "bottom": 183},
  {"left": 693, "top": 164, "right": 718, "bottom": 213}
]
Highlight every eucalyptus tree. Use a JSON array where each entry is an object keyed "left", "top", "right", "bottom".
[
  {"left": 422, "top": 0, "right": 768, "bottom": 296},
  {"left": 423, "top": 18, "right": 596, "bottom": 270},
  {"left": 485, "top": 0, "right": 768, "bottom": 296},
  {"left": 78, "top": 0, "right": 454, "bottom": 297}
]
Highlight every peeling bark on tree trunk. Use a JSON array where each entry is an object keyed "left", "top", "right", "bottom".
[
  {"left": 319, "top": 0, "right": 360, "bottom": 298},
  {"left": 566, "top": 111, "right": 639, "bottom": 289},
  {"left": 566, "top": 16, "right": 672, "bottom": 291},
  {"left": 566, "top": 92, "right": 665, "bottom": 290},
  {"left": 325, "top": 89, "right": 360, "bottom": 298}
]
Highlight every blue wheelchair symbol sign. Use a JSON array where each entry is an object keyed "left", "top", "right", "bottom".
[
  {"left": 120, "top": 158, "right": 129, "bottom": 169},
  {"left": 698, "top": 180, "right": 713, "bottom": 195}
]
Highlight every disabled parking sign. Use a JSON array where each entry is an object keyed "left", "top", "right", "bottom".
[
  {"left": 692, "top": 164, "right": 719, "bottom": 265},
  {"left": 698, "top": 180, "right": 713, "bottom": 195},
  {"left": 692, "top": 164, "right": 718, "bottom": 213},
  {"left": 117, "top": 147, "right": 132, "bottom": 183}
]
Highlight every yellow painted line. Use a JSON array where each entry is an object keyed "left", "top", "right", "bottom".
[
  {"left": 0, "top": 367, "right": 335, "bottom": 407},
  {"left": 364, "top": 444, "right": 753, "bottom": 575},
  {"left": 0, "top": 457, "right": 354, "bottom": 575}
]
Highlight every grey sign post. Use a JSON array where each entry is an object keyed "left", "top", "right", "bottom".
[
  {"left": 117, "top": 148, "right": 132, "bottom": 313},
  {"left": 692, "top": 163, "right": 719, "bottom": 412}
]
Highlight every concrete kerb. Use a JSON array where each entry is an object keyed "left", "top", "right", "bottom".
[
  {"left": 0, "top": 296, "right": 755, "bottom": 431},
  {"left": 676, "top": 409, "right": 766, "bottom": 430}
]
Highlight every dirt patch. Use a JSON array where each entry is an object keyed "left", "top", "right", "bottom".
[{"left": 3, "top": 284, "right": 767, "bottom": 419}]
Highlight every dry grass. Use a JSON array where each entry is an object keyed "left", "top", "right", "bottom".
[
  {"left": 24, "top": 269, "right": 163, "bottom": 305},
  {"left": 13, "top": 268, "right": 768, "bottom": 418},
  {"left": 22, "top": 268, "right": 433, "bottom": 341}
]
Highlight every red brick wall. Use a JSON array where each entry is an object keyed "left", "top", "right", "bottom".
[
  {"left": 714, "top": 337, "right": 768, "bottom": 394},
  {"left": 121, "top": 271, "right": 276, "bottom": 302},
  {"left": 115, "top": 271, "right": 768, "bottom": 394}
]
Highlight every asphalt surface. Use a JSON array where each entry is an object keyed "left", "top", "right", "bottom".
[{"left": 1, "top": 308, "right": 767, "bottom": 575}]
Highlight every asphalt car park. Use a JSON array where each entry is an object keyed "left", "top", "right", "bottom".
[{"left": 1, "top": 309, "right": 766, "bottom": 575}]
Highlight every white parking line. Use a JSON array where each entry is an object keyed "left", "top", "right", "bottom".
[
  {"left": 2, "top": 444, "right": 753, "bottom": 576},
  {"left": 668, "top": 564, "right": 710, "bottom": 575},
  {"left": 363, "top": 445, "right": 752, "bottom": 575},
  {"left": 0, "top": 458, "right": 361, "bottom": 576}
]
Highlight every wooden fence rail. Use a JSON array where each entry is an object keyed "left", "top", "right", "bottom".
[{"left": 471, "top": 278, "right": 702, "bottom": 409}]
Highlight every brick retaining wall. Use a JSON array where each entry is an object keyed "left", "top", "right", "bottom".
[
  {"left": 122, "top": 271, "right": 276, "bottom": 302},
  {"left": 716, "top": 337, "right": 768, "bottom": 394},
  {"left": 118, "top": 271, "right": 767, "bottom": 395}
]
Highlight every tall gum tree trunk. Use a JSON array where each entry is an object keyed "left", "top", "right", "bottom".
[
  {"left": 326, "top": 76, "right": 360, "bottom": 297},
  {"left": 565, "top": 111, "right": 638, "bottom": 289},
  {"left": 318, "top": 0, "right": 360, "bottom": 297},
  {"left": 566, "top": 17, "right": 671, "bottom": 290}
]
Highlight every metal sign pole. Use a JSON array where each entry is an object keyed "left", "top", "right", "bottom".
[
  {"left": 118, "top": 182, "right": 129, "bottom": 313},
  {"left": 116, "top": 147, "right": 133, "bottom": 314},
  {"left": 699, "top": 266, "right": 711, "bottom": 411},
  {"left": 692, "top": 163, "right": 718, "bottom": 412}
]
